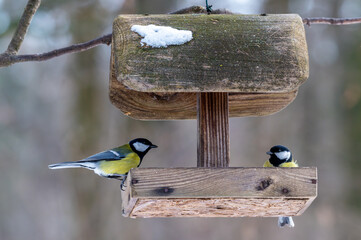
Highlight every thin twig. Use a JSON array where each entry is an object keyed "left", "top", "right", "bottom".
[
  {"left": 0, "top": 34, "right": 112, "bottom": 67},
  {"left": 6, "top": 0, "right": 41, "bottom": 55},
  {"left": 303, "top": 17, "right": 361, "bottom": 26},
  {"left": 2, "top": 3, "right": 361, "bottom": 68}
]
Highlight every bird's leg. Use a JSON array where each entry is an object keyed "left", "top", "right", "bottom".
[{"left": 120, "top": 175, "right": 128, "bottom": 191}]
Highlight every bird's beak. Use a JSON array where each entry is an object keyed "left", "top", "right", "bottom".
[
  {"left": 151, "top": 144, "right": 158, "bottom": 148},
  {"left": 266, "top": 151, "right": 272, "bottom": 155}
]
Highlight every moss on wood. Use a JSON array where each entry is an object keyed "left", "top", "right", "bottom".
[{"left": 112, "top": 14, "right": 308, "bottom": 93}]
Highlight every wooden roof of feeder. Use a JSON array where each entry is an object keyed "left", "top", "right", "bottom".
[
  {"left": 109, "top": 13, "right": 316, "bottom": 218},
  {"left": 110, "top": 14, "right": 308, "bottom": 120}
]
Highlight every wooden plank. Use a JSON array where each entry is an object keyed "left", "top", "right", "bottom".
[
  {"left": 128, "top": 168, "right": 317, "bottom": 198},
  {"left": 121, "top": 168, "right": 317, "bottom": 218},
  {"left": 109, "top": 54, "right": 298, "bottom": 120},
  {"left": 121, "top": 172, "right": 137, "bottom": 217},
  {"left": 296, "top": 196, "right": 316, "bottom": 215},
  {"left": 130, "top": 198, "right": 310, "bottom": 218},
  {"left": 197, "top": 93, "right": 230, "bottom": 167},
  {"left": 112, "top": 14, "right": 308, "bottom": 93}
]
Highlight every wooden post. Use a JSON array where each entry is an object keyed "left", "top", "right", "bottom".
[{"left": 197, "top": 93, "right": 230, "bottom": 167}]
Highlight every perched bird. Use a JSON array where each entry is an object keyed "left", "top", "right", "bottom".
[
  {"left": 49, "top": 138, "right": 157, "bottom": 189},
  {"left": 264, "top": 145, "right": 298, "bottom": 228}
]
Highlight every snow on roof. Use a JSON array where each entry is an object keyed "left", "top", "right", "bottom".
[{"left": 131, "top": 24, "right": 193, "bottom": 48}]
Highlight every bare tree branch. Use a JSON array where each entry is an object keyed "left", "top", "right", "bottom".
[
  {"left": 0, "top": 34, "right": 112, "bottom": 67},
  {"left": 303, "top": 17, "right": 361, "bottom": 26},
  {"left": 1, "top": 3, "right": 361, "bottom": 68},
  {"left": 6, "top": 0, "right": 41, "bottom": 55}
]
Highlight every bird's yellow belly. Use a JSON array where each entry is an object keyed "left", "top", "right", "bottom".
[
  {"left": 279, "top": 161, "right": 298, "bottom": 167},
  {"left": 99, "top": 153, "right": 140, "bottom": 175},
  {"left": 263, "top": 160, "right": 298, "bottom": 168}
]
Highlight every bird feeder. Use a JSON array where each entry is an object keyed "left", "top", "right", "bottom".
[{"left": 110, "top": 13, "right": 317, "bottom": 218}]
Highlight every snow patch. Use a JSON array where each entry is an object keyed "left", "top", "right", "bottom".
[{"left": 131, "top": 24, "right": 193, "bottom": 48}]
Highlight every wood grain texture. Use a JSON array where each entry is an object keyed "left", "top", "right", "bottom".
[
  {"left": 112, "top": 14, "right": 308, "bottom": 93},
  {"left": 129, "top": 168, "right": 317, "bottom": 198},
  {"left": 130, "top": 198, "right": 311, "bottom": 218},
  {"left": 197, "top": 93, "right": 230, "bottom": 167},
  {"left": 109, "top": 54, "right": 298, "bottom": 120},
  {"left": 121, "top": 175, "right": 137, "bottom": 217},
  {"left": 121, "top": 168, "right": 317, "bottom": 218}
]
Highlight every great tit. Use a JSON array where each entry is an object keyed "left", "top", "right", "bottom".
[
  {"left": 49, "top": 138, "right": 157, "bottom": 189},
  {"left": 264, "top": 145, "right": 298, "bottom": 228}
]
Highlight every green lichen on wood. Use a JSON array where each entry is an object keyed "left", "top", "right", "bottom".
[{"left": 112, "top": 14, "right": 309, "bottom": 93}]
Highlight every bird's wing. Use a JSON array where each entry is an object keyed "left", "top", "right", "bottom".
[{"left": 78, "top": 144, "right": 133, "bottom": 162}]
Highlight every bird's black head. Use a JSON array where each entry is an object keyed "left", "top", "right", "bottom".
[
  {"left": 129, "top": 138, "right": 157, "bottom": 160},
  {"left": 266, "top": 145, "right": 292, "bottom": 167}
]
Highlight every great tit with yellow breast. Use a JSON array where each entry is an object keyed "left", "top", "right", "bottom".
[
  {"left": 264, "top": 145, "right": 298, "bottom": 228},
  {"left": 49, "top": 138, "right": 157, "bottom": 189}
]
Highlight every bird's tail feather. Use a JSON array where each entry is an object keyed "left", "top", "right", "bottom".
[
  {"left": 48, "top": 161, "right": 96, "bottom": 170},
  {"left": 278, "top": 216, "right": 295, "bottom": 228}
]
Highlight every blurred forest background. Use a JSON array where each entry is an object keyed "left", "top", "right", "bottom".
[{"left": 1, "top": 0, "right": 361, "bottom": 239}]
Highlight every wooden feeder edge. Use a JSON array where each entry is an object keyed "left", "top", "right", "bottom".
[{"left": 121, "top": 167, "right": 317, "bottom": 218}]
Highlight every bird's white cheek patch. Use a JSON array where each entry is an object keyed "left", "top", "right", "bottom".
[
  {"left": 133, "top": 142, "right": 149, "bottom": 152},
  {"left": 275, "top": 151, "right": 291, "bottom": 160}
]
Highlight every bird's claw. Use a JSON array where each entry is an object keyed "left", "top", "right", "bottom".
[{"left": 120, "top": 176, "right": 127, "bottom": 191}]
